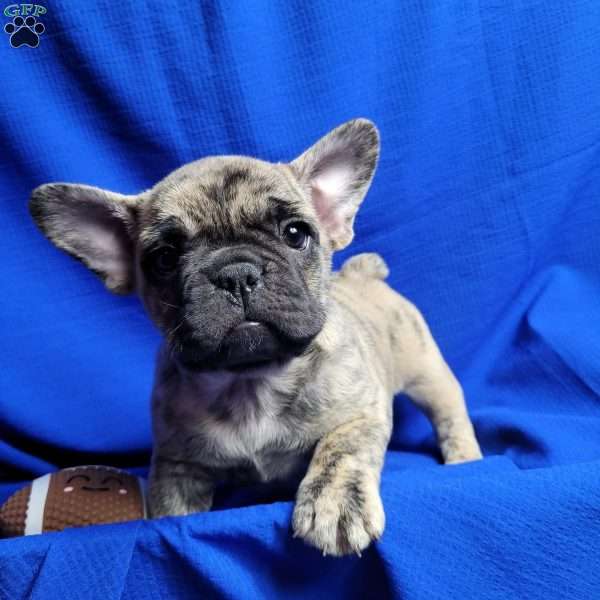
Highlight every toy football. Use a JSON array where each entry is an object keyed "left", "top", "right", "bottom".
[{"left": 0, "top": 465, "right": 146, "bottom": 538}]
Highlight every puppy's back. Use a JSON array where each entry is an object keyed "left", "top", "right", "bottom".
[{"left": 333, "top": 253, "right": 440, "bottom": 394}]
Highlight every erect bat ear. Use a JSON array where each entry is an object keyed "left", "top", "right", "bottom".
[
  {"left": 29, "top": 183, "right": 140, "bottom": 293},
  {"left": 290, "top": 119, "right": 380, "bottom": 250}
]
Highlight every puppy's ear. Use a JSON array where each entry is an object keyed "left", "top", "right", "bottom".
[
  {"left": 29, "top": 183, "right": 140, "bottom": 294},
  {"left": 290, "top": 118, "right": 380, "bottom": 250}
]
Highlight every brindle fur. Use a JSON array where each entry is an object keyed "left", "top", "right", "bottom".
[{"left": 29, "top": 120, "right": 482, "bottom": 556}]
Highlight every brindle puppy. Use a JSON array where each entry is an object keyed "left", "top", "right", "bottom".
[{"left": 29, "top": 119, "right": 482, "bottom": 556}]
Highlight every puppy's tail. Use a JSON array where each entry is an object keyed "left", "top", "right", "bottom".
[{"left": 340, "top": 253, "right": 389, "bottom": 280}]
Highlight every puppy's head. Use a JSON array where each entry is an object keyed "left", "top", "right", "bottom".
[{"left": 30, "top": 119, "right": 379, "bottom": 372}]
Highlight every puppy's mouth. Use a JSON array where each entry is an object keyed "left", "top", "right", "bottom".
[{"left": 175, "top": 321, "right": 307, "bottom": 372}]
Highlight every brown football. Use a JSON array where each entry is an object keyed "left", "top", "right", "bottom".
[{"left": 0, "top": 465, "right": 146, "bottom": 538}]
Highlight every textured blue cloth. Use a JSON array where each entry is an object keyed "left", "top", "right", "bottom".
[{"left": 1, "top": 1, "right": 600, "bottom": 598}]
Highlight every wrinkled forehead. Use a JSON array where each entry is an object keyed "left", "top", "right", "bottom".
[{"left": 139, "top": 156, "right": 312, "bottom": 243}]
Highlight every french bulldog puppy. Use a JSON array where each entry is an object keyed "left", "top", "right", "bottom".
[{"left": 29, "top": 119, "right": 482, "bottom": 556}]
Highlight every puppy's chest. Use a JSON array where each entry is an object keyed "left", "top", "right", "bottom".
[
  {"left": 200, "top": 411, "right": 309, "bottom": 482},
  {"left": 207, "top": 409, "right": 290, "bottom": 458},
  {"left": 163, "top": 384, "right": 310, "bottom": 479}
]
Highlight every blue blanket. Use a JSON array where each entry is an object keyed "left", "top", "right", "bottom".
[{"left": 1, "top": 1, "right": 600, "bottom": 598}]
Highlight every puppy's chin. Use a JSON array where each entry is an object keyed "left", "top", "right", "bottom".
[{"left": 173, "top": 321, "right": 312, "bottom": 375}]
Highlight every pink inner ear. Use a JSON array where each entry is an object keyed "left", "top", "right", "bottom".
[
  {"left": 312, "top": 163, "right": 353, "bottom": 199},
  {"left": 313, "top": 188, "right": 344, "bottom": 236},
  {"left": 311, "top": 164, "right": 354, "bottom": 239},
  {"left": 79, "top": 222, "right": 129, "bottom": 280}
]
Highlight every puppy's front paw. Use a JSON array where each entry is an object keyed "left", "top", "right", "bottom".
[{"left": 292, "top": 476, "right": 385, "bottom": 556}]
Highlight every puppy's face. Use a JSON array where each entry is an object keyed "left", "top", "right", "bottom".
[
  {"left": 137, "top": 157, "right": 329, "bottom": 370},
  {"left": 30, "top": 119, "right": 379, "bottom": 373}
]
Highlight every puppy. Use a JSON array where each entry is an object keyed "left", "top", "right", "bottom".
[{"left": 29, "top": 119, "right": 482, "bottom": 556}]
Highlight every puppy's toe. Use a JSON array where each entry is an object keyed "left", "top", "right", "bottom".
[
  {"left": 337, "top": 495, "right": 385, "bottom": 556},
  {"left": 291, "top": 500, "right": 315, "bottom": 540}
]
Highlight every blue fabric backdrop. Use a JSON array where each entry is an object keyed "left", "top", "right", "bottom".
[{"left": 1, "top": 1, "right": 600, "bottom": 598}]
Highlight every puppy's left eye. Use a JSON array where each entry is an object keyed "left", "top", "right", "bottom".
[
  {"left": 282, "top": 222, "right": 311, "bottom": 250},
  {"left": 151, "top": 247, "right": 179, "bottom": 277}
]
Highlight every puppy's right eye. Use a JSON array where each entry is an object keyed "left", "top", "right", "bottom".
[
  {"left": 282, "top": 221, "right": 311, "bottom": 250},
  {"left": 151, "top": 247, "right": 179, "bottom": 277}
]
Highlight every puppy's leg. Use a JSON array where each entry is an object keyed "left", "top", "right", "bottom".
[
  {"left": 293, "top": 416, "right": 391, "bottom": 556},
  {"left": 404, "top": 344, "right": 482, "bottom": 464},
  {"left": 148, "top": 455, "right": 215, "bottom": 518},
  {"left": 391, "top": 300, "right": 482, "bottom": 464}
]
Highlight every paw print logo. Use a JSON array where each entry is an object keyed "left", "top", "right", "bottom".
[{"left": 4, "top": 15, "right": 45, "bottom": 48}]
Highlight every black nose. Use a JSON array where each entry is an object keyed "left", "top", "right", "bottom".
[{"left": 212, "top": 262, "right": 262, "bottom": 302}]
